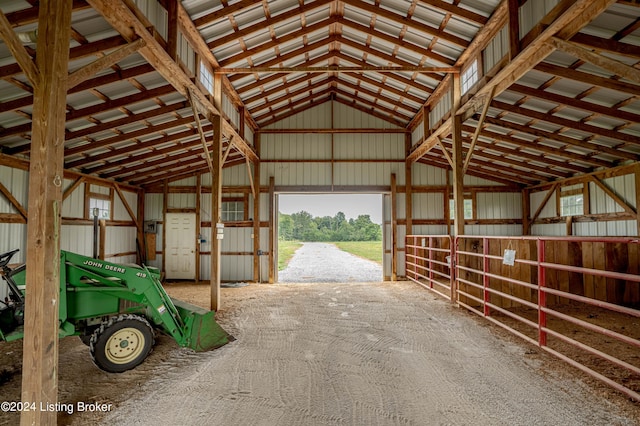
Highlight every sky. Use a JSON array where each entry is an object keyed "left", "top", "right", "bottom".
[{"left": 278, "top": 194, "right": 383, "bottom": 224}]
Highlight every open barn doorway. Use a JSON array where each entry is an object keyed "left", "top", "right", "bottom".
[{"left": 275, "top": 193, "right": 385, "bottom": 283}]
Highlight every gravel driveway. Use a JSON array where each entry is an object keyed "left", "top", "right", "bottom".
[{"left": 278, "top": 242, "right": 382, "bottom": 283}]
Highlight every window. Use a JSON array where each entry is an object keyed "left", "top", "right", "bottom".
[
  {"left": 560, "top": 194, "right": 583, "bottom": 216},
  {"left": 199, "top": 61, "right": 213, "bottom": 94},
  {"left": 461, "top": 59, "right": 479, "bottom": 94},
  {"left": 89, "top": 198, "right": 110, "bottom": 219},
  {"left": 222, "top": 201, "right": 244, "bottom": 222},
  {"left": 450, "top": 198, "right": 473, "bottom": 220}
]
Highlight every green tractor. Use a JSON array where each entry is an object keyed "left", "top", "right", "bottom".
[{"left": 0, "top": 249, "right": 232, "bottom": 373}]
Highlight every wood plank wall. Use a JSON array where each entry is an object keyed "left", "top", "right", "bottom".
[{"left": 457, "top": 238, "right": 640, "bottom": 309}]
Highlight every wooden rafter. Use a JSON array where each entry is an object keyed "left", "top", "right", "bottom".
[
  {"left": 66, "top": 38, "right": 146, "bottom": 90},
  {"left": 548, "top": 36, "right": 640, "bottom": 85},
  {"left": 463, "top": 86, "right": 495, "bottom": 174},
  {"left": 87, "top": 0, "right": 257, "bottom": 163},
  {"left": 0, "top": 9, "right": 39, "bottom": 86}
]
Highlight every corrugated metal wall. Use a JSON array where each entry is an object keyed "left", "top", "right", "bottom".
[
  {"left": 483, "top": 25, "right": 508, "bottom": 74},
  {"left": 519, "top": 0, "right": 561, "bottom": 37},
  {"left": 530, "top": 172, "right": 637, "bottom": 237}
]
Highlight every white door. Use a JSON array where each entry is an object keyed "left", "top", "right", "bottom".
[{"left": 165, "top": 213, "right": 196, "bottom": 279}]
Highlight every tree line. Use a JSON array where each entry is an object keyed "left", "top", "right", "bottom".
[{"left": 279, "top": 211, "right": 382, "bottom": 242}]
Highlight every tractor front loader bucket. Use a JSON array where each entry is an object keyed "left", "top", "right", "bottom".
[{"left": 172, "top": 298, "right": 233, "bottom": 351}]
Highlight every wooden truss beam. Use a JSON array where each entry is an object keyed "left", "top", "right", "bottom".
[
  {"left": 548, "top": 36, "right": 640, "bottom": 85},
  {"left": 66, "top": 38, "right": 146, "bottom": 90},
  {"left": 0, "top": 9, "right": 40, "bottom": 86},
  {"left": 408, "top": 0, "right": 619, "bottom": 164},
  {"left": 216, "top": 66, "right": 459, "bottom": 74},
  {"left": 87, "top": 0, "right": 257, "bottom": 163}
]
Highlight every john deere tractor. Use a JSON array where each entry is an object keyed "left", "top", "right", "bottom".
[{"left": 0, "top": 249, "right": 232, "bottom": 373}]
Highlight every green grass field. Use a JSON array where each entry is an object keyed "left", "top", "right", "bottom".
[
  {"left": 332, "top": 241, "right": 383, "bottom": 265},
  {"left": 278, "top": 240, "right": 303, "bottom": 270}
]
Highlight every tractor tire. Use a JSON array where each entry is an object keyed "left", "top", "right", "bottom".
[{"left": 89, "top": 314, "right": 155, "bottom": 373}]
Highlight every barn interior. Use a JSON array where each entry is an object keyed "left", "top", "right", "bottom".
[{"left": 0, "top": 0, "right": 640, "bottom": 423}]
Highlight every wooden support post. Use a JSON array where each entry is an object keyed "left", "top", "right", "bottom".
[
  {"left": 238, "top": 106, "right": 245, "bottom": 140},
  {"left": 508, "top": 0, "right": 520, "bottom": 60},
  {"left": 162, "top": 178, "right": 168, "bottom": 275},
  {"left": 166, "top": 0, "right": 178, "bottom": 60},
  {"left": 391, "top": 173, "right": 398, "bottom": 281},
  {"left": 195, "top": 175, "right": 201, "bottom": 282},
  {"left": 636, "top": 164, "right": 640, "bottom": 237},
  {"left": 253, "top": 134, "right": 261, "bottom": 282},
  {"left": 566, "top": 215, "right": 573, "bottom": 236},
  {"left": 99, "top": 219, "right": 106, "bottom": 260},
  {"left": 522, "top": 187, "right": 531, "bottom": 235},
  {"left": 405, "top": 134, "right": 413, "bottom": 238},
  {"left": 451, "top": 74, "right": 465, "bottom": 237},
  {"left": 20, "top": 2, "right": 72, "bottom": 425},
  {"left": 137, "top": 189, "right": 145, "bottom": 265},
  {"left": 210, "top": 72, "right": 224, "bottom": 310},
  {"left": 210, "top": 113, "right": 223, "bottom": 310},
  {"left": 268, "top": 176, "right": 275, "bottom": 284}
]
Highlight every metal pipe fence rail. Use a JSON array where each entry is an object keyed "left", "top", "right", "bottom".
[
  {"left": 405, "top": 235, "right": 454, "bottom": 301},
  {"left": 405, "top": 234, "right": 640, "bottom": 402}
]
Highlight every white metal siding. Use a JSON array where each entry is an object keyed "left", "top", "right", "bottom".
[
  {"left": 145, "top": 193, "right": 164, "bottom": 220},
  {"left": 530, "top": 189, "right": 556, "bottom": 219},
  {"left": 483, "top": 25, "right": 508, "bottom": 74},
  {"left": 519, "top": 0, "right": 560, "bottom": 37},
  {"left": 113, "top": 189, "right": 138, "bottom": 221},
  {"left": 264, "top": 103, "right": 332, "bottom": 129},
  {"left": 465, "top": 224, "right": 523, "bottom": 236},
  {"left": 167, "top": 193, "right": 196, "bottom": 209},
  {"left": 333, "top": 102, "right": 401, "bottom": 129},
  {"left": 430, "top": 91, "right": 451, "bottom": 126},
  {"left": 0, "top": 223, "right": 26, "bottom": 262},
  {"left": 222, "top": 93, "right": 239, "bottom": 129},
  {"left": 61, "top": 225, "right": 93, "bottom": 257},
  {"left": 178, "top": 31, "right": 196, "bottom": 75},
  {"left": 411, "top": 163, "right": 447, "bottom": 186},
  {"left": 62, "top": 179, "right": 84, "bottom": 219},
  {"left": 133, "top": 0, "right": 168, "bottom": 40},
  {"left": 477, "top": 193, "right": 522, "bottom": 219},
  {"left": 413, "top": 193, "right": 445, "bottom": 219},
  {"left": 411, "top": 122, "right": 424, "bottom": 147},
  {"left": 590, "top": 174, "right": 635, "bottom": 214}
]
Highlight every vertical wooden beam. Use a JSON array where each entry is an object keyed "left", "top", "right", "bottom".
[
  {"left": 166, "top": 0, "right": 178, "bottom": 60},
  {"left": 195, "top": 174, "right": 201, "bottom": 282},
  {"left": 20, "top": 2, "right": 71, "bottom": 425},
  {"left": 238, "top": 106, "right": 245, "bottom": 140},
  {"left": 522, "top": 187, "right": 531, "bottom": 235},
  {"left": 268, "top": 176, "right": 275, "bottom": 283},
  {"left": 391, "top": 173, "right": 398, "bottom": 281},
  {"left": 566, "top": 215, "right": 573, "bottom": 236},
  {"left": 99, "top": 219, "right": 106, "bottom": 260},
  {"left": 162, "top": 178, "right": 168, "bottom": 275},
  {"left": 636, "top": 164, "right": 640, "bottom": 237},
  {"left": 210, "top": 72, "right": 224, "bottom": 310},
  {"left": 508, "top": 0, "right": 521, "bottom": 60},
  {"left": 422, "top": 105, "right": 430, "bottom": 139},
  {"left": 445, "top": 171, "right": 451, "bottom": 235},
  {"left": 405, "top": 134, "right": 413, "bottom": 238},
  {"left": 253, "top": 134, "right": 261, "bottom": 282},
  {"left": 137, "top": 189, "right": 145, "bottom": 264},
  {"left": 451, "top": 74, "right": 465, "bottom": 236}
]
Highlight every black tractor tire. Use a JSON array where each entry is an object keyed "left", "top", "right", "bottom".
[{"left": 89, "top": 314, "right": 155, "bottom": 373}]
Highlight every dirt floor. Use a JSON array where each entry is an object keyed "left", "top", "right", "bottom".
[{"left": 2, "top": 280, "right": 640, "bottom": 425}]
